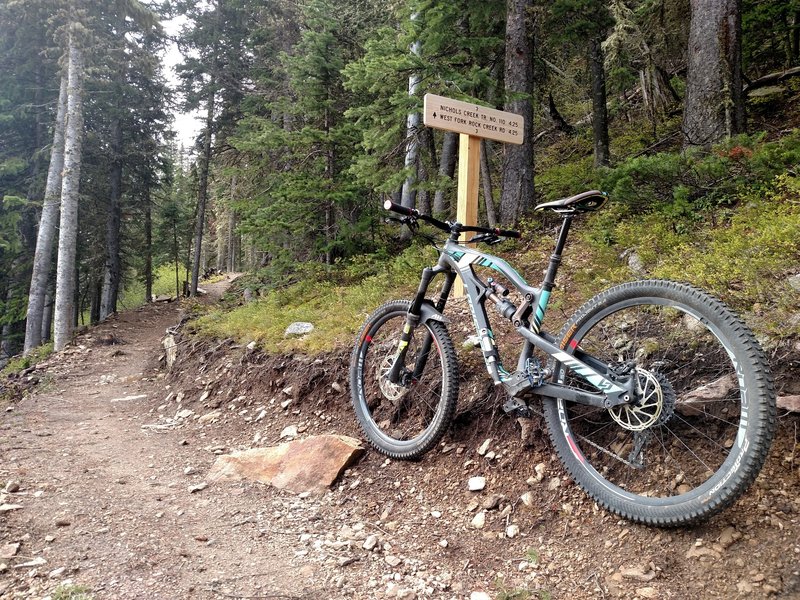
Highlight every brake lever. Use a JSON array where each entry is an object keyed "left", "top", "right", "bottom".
[
  {"left": 468, "top": 233, "right": 502, "bottom": 245},
  {"left": 385, "top": 215, "right": 418, "bottom": 229}
]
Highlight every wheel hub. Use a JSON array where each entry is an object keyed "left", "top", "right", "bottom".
[
  {"left": 377, "top": 354, "right": 409, "bottom": 402},
  {"left": 609, "top": 368, "right": 670, "bottom": 431}
]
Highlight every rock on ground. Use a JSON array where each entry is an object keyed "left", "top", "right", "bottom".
[{"left": 208, "top": 434, "right": 364, "bottom": 493}]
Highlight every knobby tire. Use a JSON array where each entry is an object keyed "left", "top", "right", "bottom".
[
  {"left": 543, "top": 280, "right": 776, "bottom": 526},
  {"left": 349, "top": 300, "right": 459, "bottom": 460}
]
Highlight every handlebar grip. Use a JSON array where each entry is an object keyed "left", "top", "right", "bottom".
[
  {"left": 383, "top": 200, "right": 416, "bottom": 217},
  {"left": 495, "top": 228, "right": 521, "bottom": 239}
]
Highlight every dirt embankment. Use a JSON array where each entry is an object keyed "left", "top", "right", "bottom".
[{"left": 1, "top": 285, "right": 799, "bottom": 600}]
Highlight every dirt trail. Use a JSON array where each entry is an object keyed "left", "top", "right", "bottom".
[
  {"left": 1, "top": 279, "right": 799, "bottom": 600},
  {"left": 0, "top": 281, "right": 321, "bottom": 599}
]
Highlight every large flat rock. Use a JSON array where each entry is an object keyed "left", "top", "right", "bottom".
[
  {"left": 778, "top": 394, "right": 800, "bottom": 412},
  {"left": 207, "top": 434, "right": 364, "bottom": 493}
]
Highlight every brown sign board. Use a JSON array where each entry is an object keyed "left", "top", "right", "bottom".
[{"left": 423, "top": 93, "right": 524, "bottom": 145}]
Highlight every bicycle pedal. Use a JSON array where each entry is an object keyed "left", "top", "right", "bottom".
[
  {"left": 502, "top": 397, "right": 532, "bottom": 418},
  {"left": 501, "top": 371, "right": 532, "bottom": 398}
]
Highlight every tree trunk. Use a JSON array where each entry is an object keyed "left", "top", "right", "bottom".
[
  {"left": 54, "top": 34, "right": 85, "bottom": 352},
  {"left": 90, "top": 277, "right": 101, "bottom": 324},
  {"left": 793, "top": 11, "right": 800, "bottom": 63},
  {"left": 499, "top": 0, "right": 535, "bottom": 226},
  {"left": 227, "top": 206, "right": 236, "bottom": 272},
  {"left": 41, "top": 286, "right": 53, "bottom": 343},
  {"left": 546, "top": 91, "right": 574, "bottom": 134},
  {"left": 24, "top": 74, "right": 68, "bottom": 353},
  {"left": 216, "top": 203, "right": 227, "bottom": 271},
  {"left": 323, "top": 106, "right": 336, "bottom": 266},
  {"left": 400, "top": 18, "right": 421, "bottom": 210},
  {"left": 683, "top": 0, "right": 744, "bottom": 148},
  {"left": 144, "top": 188, "right": 152, "bottom": 302},
  {"left": 415, "top": 128, "right": 435, "bottom": 216},
  {"left": 590, "top": 37, "right": 610, "bottom": 167},
  {"left": 480, "top": 141, "right": 497, "bottom": 227},
  {"left": 324, "top": 201, "right": 334, "bottom": 265},
  {"left": 73, "top": 260, "right": 80, "bottom": 328},
  {"left": 417, "top": 159, "right": 431, "bottom": 216},
  {"left": 433, "top": 131, "right": 458, "bottom": 217},
  {"left": 100, "top": 116, "right": 123, "bottom": 319},
  {"left": 173, "top": 224, "right": 180, "bottom": 298},
  {"left": 191, "top": 86, "right": 215, "bottom": 297},
  {"left": 2, "top": 288, "right": 14, "bottom": 361}
]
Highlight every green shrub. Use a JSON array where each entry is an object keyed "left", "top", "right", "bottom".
[{"left": 594, "top": 131, "right": 800, "bottom": 221}]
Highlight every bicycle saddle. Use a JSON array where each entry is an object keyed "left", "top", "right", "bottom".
[{"left": 534, "top": 190, "right": 608, "bottom": 214}]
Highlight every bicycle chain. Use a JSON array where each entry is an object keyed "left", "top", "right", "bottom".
[{"left": 519, "top": 398, "right": 643, "bottom": 470}]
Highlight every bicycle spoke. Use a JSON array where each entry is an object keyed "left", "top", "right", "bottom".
[
  {"left": 357, "top": 310, "right": 449, "bottom": 443},
  {"left": 555, "top": 296, "right": 749, "bottom": 503}
]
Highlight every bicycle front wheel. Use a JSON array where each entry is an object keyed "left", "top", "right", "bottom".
[
  {"left": 543, "top": 280, "right": 776, "bottom": 526},
  {"left": 349, "top": 300, "right": 458, "bottom": 460}
]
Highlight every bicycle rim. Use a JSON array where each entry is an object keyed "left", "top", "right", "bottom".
[
  {"left": 548, "top": 283, "right": 773, "bottom": 523},
  {"left": 354, "top": 309, "right": 451, "bottom": 454}
]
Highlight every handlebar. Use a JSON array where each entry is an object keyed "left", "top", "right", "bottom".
[{"left": 383, "top": 200, "right": 521, "bottom": 239}]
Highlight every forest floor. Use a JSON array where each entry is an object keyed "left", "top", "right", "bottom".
[{"left": 1, "top": 278, "right": 799, "bottom": 600}]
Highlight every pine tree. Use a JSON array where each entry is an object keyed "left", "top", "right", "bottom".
[
  {"left": 549, "top": 0, "right": 615, "bottom": 166},
  {"left": 499, "top": 0, "right": 535, "bottom": 225},
  {"left": 344, "top": 0, "right": 504, "bottom": 217},
  {"left": 173, "top": 0, "right": 253, "bottom": 294},
  {"left": 0, "top": 0, "right": 62, "bottom": 354},
  {"left": 683, "top": 0, "right": 744, "bottom": 147},
  {"left": 53, "top": 13, "right": 86, "bottom": 351},
  {"left": 24, "top": 75, "right": 67, "bottom": 352}
]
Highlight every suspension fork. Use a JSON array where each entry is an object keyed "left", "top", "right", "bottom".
[
  {"left": 386, "top": 266, "right": 452, "bottom": 384},
  {"left": 411, "top": 272, "right": 456, "bottom": 380}
]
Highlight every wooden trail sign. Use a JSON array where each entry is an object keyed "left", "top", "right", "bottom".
[
  {"left": 423, "top": 94, "right": 524, "bottom": 145},
  {"left": 423, "top": 93, "right": 525, "bottom": 295}
]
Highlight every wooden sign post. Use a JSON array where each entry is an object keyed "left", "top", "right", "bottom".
[{"left": 423, "top": 93, "right": 524, "bottom": 296}]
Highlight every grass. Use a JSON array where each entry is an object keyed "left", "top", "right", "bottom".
[
  {"left": 51, "top": 585, "right": 93, "bottom": 600},
  {"left": 180, "top": 125, "right": 800, "bottom": 354},
  {"left": 191, "top": 243, "right": 438, "bottom": 353},
  {"left": 117, "top": 263, "right": 187, "bottom": 311},
  {"left": 188, "top": 169, "right": 800, "bottom": 353},
  {"left": 570, "top": 173, "right": 800, "bottom": 336},
  {"left": 78, "top": 264, "right": 187, "bottom": 326},
  {"left": 493, "top": 578, "right": 552, "bottom": 600},
  {"left": 525, "top": 547, "right": 540, "bottom": 566},
  {"left": 0, "top": 341, "right": 53, "bottom": 378}
]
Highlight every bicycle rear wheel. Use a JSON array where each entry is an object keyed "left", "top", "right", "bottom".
[
  {"left": 543, "top": 280, "right": 776, "bottom": 526},
  {"left": 350, "top": 300, "right": 458, "bottom": 459}
]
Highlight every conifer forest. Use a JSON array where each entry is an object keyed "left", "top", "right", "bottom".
[{"left": 1, "top": 0, "right": 799, "bottom": 359}]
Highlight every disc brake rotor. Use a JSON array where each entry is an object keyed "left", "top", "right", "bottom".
[
  {"left": 377, "top": 354, "right": 409, "bottom": 402},
  {"left": 608, "top": 368, "right": 664, "bottom": 431}
]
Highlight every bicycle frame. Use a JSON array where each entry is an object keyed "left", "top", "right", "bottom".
[{"left": 389, "top": 216, "right": 636, "bottom": 410}]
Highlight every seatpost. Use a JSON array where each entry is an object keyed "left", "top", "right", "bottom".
[{"left": 542, "top": 216, "right": 573, "bottom": 291}]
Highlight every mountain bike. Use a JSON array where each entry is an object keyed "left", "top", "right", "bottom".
[{"left": 349, "top": 191, "right": 776, "bottom": 526}]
